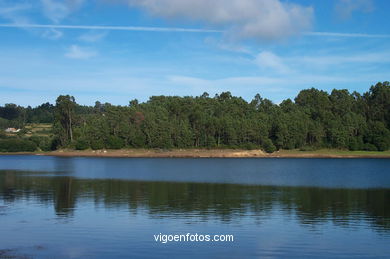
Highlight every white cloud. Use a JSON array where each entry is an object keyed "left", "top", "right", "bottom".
[
  {"left": 0, "top": 2, "right": 64, "bottom": 39},
  {"left": 287, "top": 52, "right": 390, "bottom": 67},
  {"left": 251, "top": 50, "right": 390, "bottom": 74},
  {"left": 168, "top": 74, "right": 375, "bottom": 92},
  {"left": 65, "top": 45, "right": 97, "bottom": 59},
  {"left": 79, "top": 31, "right": 108, "bottom": 42},
  {"left": 305, "top": 31, "right": 390, "bottom": 38},
  {"left": 42, "top": 28, "right": 63, "bottom": 39},
  {"left": 169, "top": 75, "right": 285, "bottom": 89},
  {"left": 164, "top": 73, "right": 377, "bottom": 104},
  {"left": 2, "top": 24, "right": 390, "bottom": 39},
  {"left": 0, "top": 23, "right": 220, "bottom": 33},
  {"left": 41, "top": 0, "right": 85, "bottom": 23},
  {"left": 126, "top": 0, "right": 313, "bottom": 41},
  {"left": 204, "top": 37, "right": 253, "bottom": 54},
  {"left": 335, "top": 0, "right": 374, "bottom": 20},
  {"left": 1, "top": 48, "right": 388, "bottom": 106},
  {"left": 255, "top": 51, "right": 291, "bottom": 74},
  {"left": 0, "top": 2, "right": 31, "bottom": 14},
  {"left": 0, "top": 2, "right": 32, "bottom": 24}
]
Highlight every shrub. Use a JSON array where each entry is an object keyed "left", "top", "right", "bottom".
[
  {"left": 0, "top": 117, "right": 12, "bottom": 130},
  {"left": 107, "top": 136, "right": 124, "bottom": 149},
  {"left": 376, "top": 141, "right": 389, "bottom": 151},
  {"left": 365, "top": 121, "right": 390, "bottom": 151},
  {"left": 347, "top": 138, "right": 364, "bottom": 151},
  {"left": 0, "top": 138, "right": 37, "bottom": 152},
  {"left": 242, "top": 142, "right": 258, "bottom": 150},
  {"left": 75, "top": 138, "right": 90, "bottom": 150},
  {"left": 90, "top": 139, "right": 105, "bottom": 150},
  {"left": 299, "top": 146, "right": 317, "bottom": 151},
  {"left": 262, "top": 138, "right": 276, "bottom": 153},
  {"left": 205, "top": 135, "right": 216, "bottom": 148},
  {"left": 50, "top": 137, "right": 61, "bottom": 150},
  {"left": 362, "top": 143, "right": 377, "bottom": 151},
  {"left": 40, "top": 138, "right": 54, "bottom": 151},
  {"left": 29, "top": 136, "right": 53, "bottom": 151}
]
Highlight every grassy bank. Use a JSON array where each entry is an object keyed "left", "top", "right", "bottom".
[
  {"left": 273, "top": 149, "right": 390, "bottom": 158},
  {"left": 1, "top": 148, "right": 390, "bottom": 158}
]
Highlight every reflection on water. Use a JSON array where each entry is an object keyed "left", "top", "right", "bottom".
[
  {"left": 1, "top": 156, "right": 390, "bottom": 188},
  {"left": 0, "top": 171, "right": 389, "bottom": 231},
  {"left": 0, "top": 156, "right": 389, "bottom": 258}
]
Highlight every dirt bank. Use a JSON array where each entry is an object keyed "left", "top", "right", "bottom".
[{"left": 1, "top": 149, "right": 390, "bottom": 158}]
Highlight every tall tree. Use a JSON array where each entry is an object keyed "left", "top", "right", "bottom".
[{"left": 55, "top": 95, "right": 76, "bottom": 145}]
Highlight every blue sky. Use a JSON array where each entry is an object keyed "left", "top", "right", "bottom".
[{"left": 0, "top": 0, "right": 389, "bottom": 106}]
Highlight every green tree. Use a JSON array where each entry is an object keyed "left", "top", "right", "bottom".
[
  {"left": 30, "top": 83, "right": 390, "bottom": 153},
  {"left": 55, "top": 95, "right": 76, "bottom": 146}
]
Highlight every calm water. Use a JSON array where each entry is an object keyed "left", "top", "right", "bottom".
[{"left": 0, "top": 156, "right": 389, "bottom": 258}]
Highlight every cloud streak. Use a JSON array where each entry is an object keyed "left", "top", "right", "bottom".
[
  {"left": 305, "top": 31, "right": 390, "bottom": 38},
  {"left": 79, "top": 31, "right": 108, "bottom": 42},
  {"left": 255, "top": 51, "right": 292, "bottom": 74},
  {"left": 65, "top": 45, "right": 97, "bottom": 59},
  {"left": 335, "top": 0, "right": 374, "bottom": 20},
  {"left": 41, "top": 0, "right": 85, "bottom": 23},
  {"left": 0, "top": 2, "right": 32, "bottom": 24},
  {"left": 0, "top": 23, "right": 220, "bottom": 33},
  {"left": 252, "top": 50, "right": 390, "bottom": 75},
  {"left": 1, "top": 23, "right": 390, "bottom": 39}
]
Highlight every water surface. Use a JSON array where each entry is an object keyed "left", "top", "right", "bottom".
[{"left": 0, "top": 156, "right": 389, "bottom": 258}]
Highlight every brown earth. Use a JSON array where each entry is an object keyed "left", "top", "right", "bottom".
[{"left": 1, "top": 149, "right": 390, "bottom": 158}]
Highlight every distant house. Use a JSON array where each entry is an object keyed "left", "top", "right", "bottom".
[{"left": 5, "top": 128, "right": 21, "bottom": 133}]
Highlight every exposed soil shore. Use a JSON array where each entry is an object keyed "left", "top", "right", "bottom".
[{"left": 1, "top": 149, "right": 390, "bottom": 158}]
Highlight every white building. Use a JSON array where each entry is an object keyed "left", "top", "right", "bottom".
[{"left": 4, "top": 128, "right": 21, "bottom": 133}]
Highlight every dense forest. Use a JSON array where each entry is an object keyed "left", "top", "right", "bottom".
[{"left": 0, "top": 82, "right": 389, "bottom": 153}]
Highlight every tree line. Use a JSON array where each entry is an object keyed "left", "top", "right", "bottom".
[{"left": 1, "top": 82, "right": 390, "bottom": 152}]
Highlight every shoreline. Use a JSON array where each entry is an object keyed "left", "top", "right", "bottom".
[{"left": 1, "top": 149, "right": 390, "bottom": 158}]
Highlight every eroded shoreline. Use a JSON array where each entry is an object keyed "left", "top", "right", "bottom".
[{"left": 1, "top": 149, "right": 390, "bottom": 158}]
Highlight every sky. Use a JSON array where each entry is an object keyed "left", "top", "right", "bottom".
[{"left": 0, "top": 0, "right": 389, "bottom": 106}]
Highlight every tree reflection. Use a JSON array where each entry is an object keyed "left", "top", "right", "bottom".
[
  {"left": 53, "top": 177, "right": 76, "bottom": 216},
  {"left": 0, "top": 170, "right": 389, "bottom": 231}
]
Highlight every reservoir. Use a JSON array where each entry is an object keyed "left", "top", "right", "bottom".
[{"left": 0, "top": 156, "right": 389, "bottom": 258}]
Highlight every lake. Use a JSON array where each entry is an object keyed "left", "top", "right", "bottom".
[{"left": 0, "top": 155, "right": 389, "bottom": 258}]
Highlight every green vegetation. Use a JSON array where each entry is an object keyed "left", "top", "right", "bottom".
[
  {"left": 24, "top": 123, "right": 52, "bottom": 137},
  {"left": 1, "top": 82, "right": 390, "bottom": 153},
  {"left": 278, "top": 149, "right": 390, "bottom": 157},
  {"left": 0, "top": 138, "right": 37, "bottom": 152}
]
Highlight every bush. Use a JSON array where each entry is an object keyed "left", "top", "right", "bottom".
[
  {"left": 299, "top": 146, "right": 317, "bottom": 151},
  {"left": 205, "top": 135, "right": 216, "bottom": 148},
  {"left": 365, "top": 121, "right": 390, "bottom": 151},
  {"left": 29, "top": 136, "right": 53, "bottom": 151},
  {"left": 50, "top": 137, "right": 61, "bottom": 150},
  {"left": 107, "top": 136, "right": 124, "bottom": 149},
  {"left": 0, "top": 138, "right": 37, "bottom": 152},
  {"left": 262, "top": 138, "right": 276, "bottom": 153},
  {"left": 347, "top": 138, "right": 363, "bottom": 151},
  {"left": 0, "top": 117, "right": 12, "bottom": 130},
  {"left": 90, "top": 139, "right": 105, "bottom": 150},
  {"left": 75, "top": 138, "right": 90, "bottom": 150},
  {"left": 363, "top": 143, "right": 378, "bottom": 151},
  {"left": 242, "top": 142, "right": 258, "bottom": 150},
  {"left": 41, "top": 138, "right": 54, "bottom": 151},
  {"left": 375, "top": 141, "right": 389, "bottom": 151}
]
